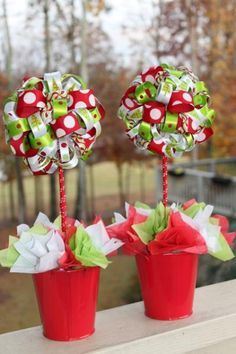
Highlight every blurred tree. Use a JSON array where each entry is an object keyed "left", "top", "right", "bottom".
[
  {"left": 0, "top": 76, "right": 9, "bottom": 155},
  {"left": 130, "top": 0, "right": 236, "bottom": 158},
  {"left": 52, "top": 0, "right": 100, "bottom": 220},
  {"left": 130, "top": 0, "right": 194, "bottom": 66},
  {"left": 27, "top": 0, "right": 58, "bottom": 220},
  {"left": 74, "top": 0, "right": 88, "bottom": 221},
  {"left": 89, "top": 48, "right": 151, "bottom": 207},
  {"left": 74, "top": 0, "right": 109, "bottom": 220},
  {"left": 203, "top": 0, "right": 236, "bottom": 157},
  {"left": 2, "top": 0, "right": 26, "bottom": 223},
  {"left": 185, "top": 0, "right": 199, "bottom": 161},
  {"left": 43, "top": 0, "right": 58, "bottom": 220},
  {"left": 86, "top": 0, "right": 105, "bottom": 15},
  {"left": 0, "top": 73, "right": 16, "bottom": 222}
]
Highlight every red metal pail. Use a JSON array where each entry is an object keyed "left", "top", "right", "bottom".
[
  {"left": 135, "top": 252, "right": 198, "bottom": 320},
  {"left": 33, "top": 267, "right": 100, "bottom": 341}
]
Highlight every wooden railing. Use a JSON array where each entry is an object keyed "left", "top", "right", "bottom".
[{"left": 0, "top": 279, "right": 236, "bottom": 353}]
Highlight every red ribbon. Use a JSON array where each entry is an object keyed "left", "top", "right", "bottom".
[
  {"left": 16, "top": 89, "right": 46, "bottom": 118},
  {"left": 168, "top": 90, "right": 194, "bottom": 113}
]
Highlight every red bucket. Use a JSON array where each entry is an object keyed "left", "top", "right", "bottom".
[
  {"left": 33, "top": 266, "right": 100, "bottom": 341},
  {"left": 135, "top": 252, "right": 198, "bottom": 320}
]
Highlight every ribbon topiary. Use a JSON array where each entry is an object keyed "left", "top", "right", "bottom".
[
  {"left": 118, "top": 64, "right": 215, "bottom": 158},
  {"left": 3, "top": 71, "right": 105, "bottom": 175}
]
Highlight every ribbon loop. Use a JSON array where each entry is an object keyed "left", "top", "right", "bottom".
[
  {"left": 7, "top": 118, "right": 30, "bottom": 137},
  {"left": 52, "top": 98, "right": 68, "bottom": 119},
  {"left": 135, "top": 82, "right": 157, "bottom": 104}
]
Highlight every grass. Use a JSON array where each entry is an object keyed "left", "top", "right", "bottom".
[{"left": 0, "top": 161, "right": 157, "bottom": 223}]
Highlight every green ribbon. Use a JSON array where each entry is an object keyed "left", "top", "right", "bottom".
[
  {"left": 29, "top": 126, "right": 55, "bottom": 149},
  {"left": 125, "top": 107, "right": 143, "bottom": 129},
  {"left": 128, "top": 108, "right": 143, "bottom": 120},
  {"left": 178, "top": 81, "right": 189, "bottom": 91},
  {"left": 21, "top": 137, "right": 31, "bottom": 154},
  {"left": 188, "top": 106, "right": 215, "bottom": 128},
  {"left": 62, "top": 73, "right": 86, "bottom": 90},
  {"left": 199, "top": 106, "right": 215, "bottom": 127},
  {"left": 195, "top": 81, "right": 208, "bottom": 93},
  {"left": 167, "top": 69, "right": 183, "bottom": 79},
  {"left": 52, "top": 98, "right": 68, "bottom": 119},
  {"left": 124, "top": 117, "right": 136, "bottom": 129},
  {"left": 204, "top": 108, "right": 215, "bottom": 127},
  {"left": 76, "top": 107, "right": 96, "bottom": 126},
  {"left": 138, "top": 122, "right": 152, "bottom": 141},
  {"left": 7, "top": 118, "right": 30, "bottom": 137},
  {"left": 166, "top": 133, "right": 194, "bottom": 153},
  {"left": 165, "top": 144, "right": 176, "bottom": 157},
  {"left": 165, "top": 77, "right": 179, "bottom": 90},
  {"left": 81, "top": 150, "right": 92, "bottom": 161},
  {"left": 160, "top": 63, "right": 175, "bottom": 70},
  {"left": 161, "top": 111, "right": 178, "bottom": 133},
  {"left": 193, "top": 94, "right": 208, "bottom": 107},
  {"left": 90, "top": 107, "right": 101, "bottom": 122},
  {"left": 135, "top": 82, "right": 157, "bottom": 104},
  {"left": 193, "top": 81, "right": 209, "bottom": 108},
  {"left": 22, "top": 77, "right": 42, "bottom": 90},
  {"left": 184, "top": 133, "right": 195, "bottom": 149}
]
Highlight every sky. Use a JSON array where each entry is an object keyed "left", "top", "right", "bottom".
[
  {"left": 1, "top": 0, "right": 157, "bottom": 73},
  {"left": 101, "top": 0, "right": 154, "bottom": 64}
]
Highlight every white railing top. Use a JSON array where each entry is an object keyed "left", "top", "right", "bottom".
[
  {"left": 0, "top": 279, "right": 236, "bottom": 354},
  {"left": 167, "top": 157, "right": 236, "bottom": 168},
  {"left": 174, "top": 168, "right": 236, "bottom": 181}
]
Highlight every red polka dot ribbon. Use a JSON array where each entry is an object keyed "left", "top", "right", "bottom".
[
  {"left": 118, "top": 64, "right": 215, "bottom": 158},
  {"left": 3, "top": 72, "right": 105, "bottom": 175}
]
